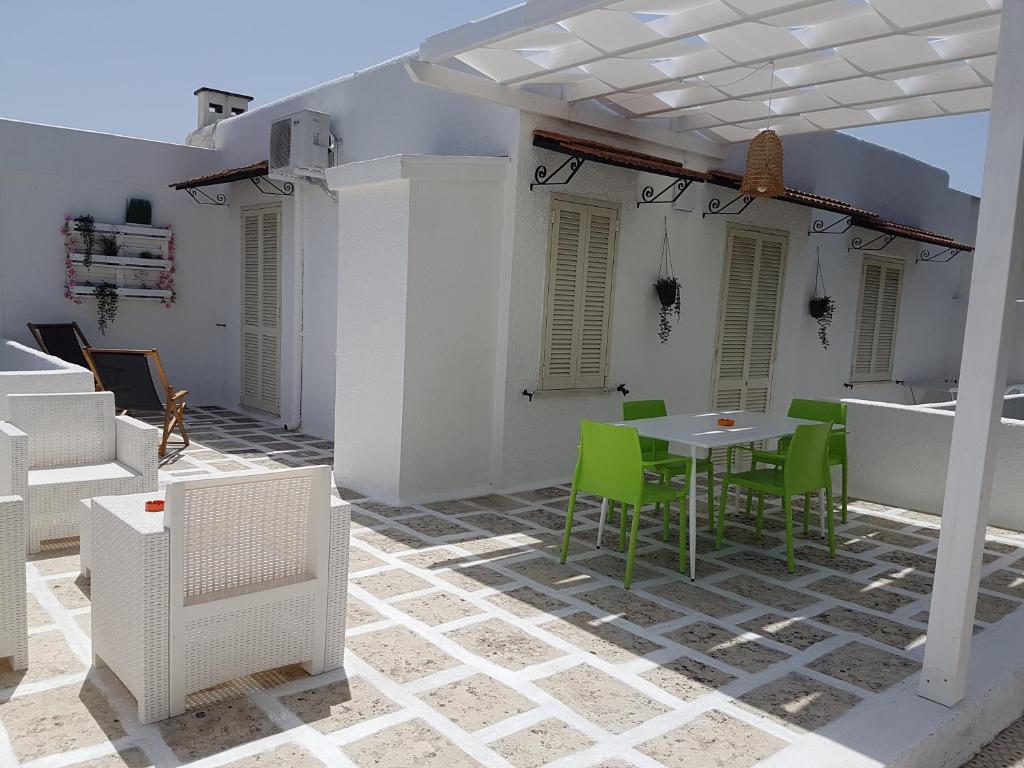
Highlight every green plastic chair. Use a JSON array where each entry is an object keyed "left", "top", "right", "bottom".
[
  {"left": 622, "top": 400, "right": 716, "bottom": 535},
  {"left": 746, "top": 399, "right": 848, "bottom": 523},
  {"left": 560, "top": 419, "right": 690, "bottom": 588},
  {"left": 716, "top": 421, "right": 834, "bottom": 573}
]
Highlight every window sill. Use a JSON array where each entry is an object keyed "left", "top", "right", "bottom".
[{"left": 531, "top": 386, "right": 616, "bottom": 398}]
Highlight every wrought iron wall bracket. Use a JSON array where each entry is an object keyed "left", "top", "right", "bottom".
[
  {"left": 251, "top": 176, "right": 294, "bottom": 196},
  {"left": 637, "top": 177, "right": 694, "bottom": 210},
  {"left": 917, "top": 247, "right": 961, "bottom": 263},
  {"left": 531, "top": 155, "right": 585, "bottom": 189},
  {"left": 849, "top": 233, "right": 895, "bottom": 252},
  {"left": 703, "top": 193, "right": 754, "bottom": 218},
  {"left": 185, "top": 187, "right": 227, "bottom": 206},
  {"left": 809, "top": 215, "right": 852, "bottom": 236}
]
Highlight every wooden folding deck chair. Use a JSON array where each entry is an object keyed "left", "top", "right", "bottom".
[
  {"left": 27, "top": 322, "right": 93, "bottom": 371},
  {"left": 83, "top": 348, "right": 189, "bottom": 458}
]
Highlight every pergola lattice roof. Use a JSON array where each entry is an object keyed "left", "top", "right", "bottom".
[{"left": 420, "top": 0, "right": 1001, "bottom": 143}]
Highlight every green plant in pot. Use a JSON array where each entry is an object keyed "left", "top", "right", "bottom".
[
  {"left": 809, "top": 248, "right": 834, "bottom": 349},
  {"left": 125, "top": 198, "right": 152, "bottom": 226},
  {"left": 98, "top": 233, "right": 120, "bottom": 258},
  {"left": 94, "top": 282, "right": 119, "bottom": 335},
  {"left": 809, "top": 295, "right": 835, "bottom": 348},
  {"left": 654, "top": 217, "right": 682, "bottom": 343},
  {"left": 654, "top": 277, "right": 681, "bottom": 343}
]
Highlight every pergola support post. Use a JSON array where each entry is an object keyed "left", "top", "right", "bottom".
[{"left": 920, "top": 0, "right": 1024, "bottom": 707}]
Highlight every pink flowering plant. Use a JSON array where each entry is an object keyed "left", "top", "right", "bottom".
[{"left": 61, "top": 216, "right": 83, "bottom": 304}]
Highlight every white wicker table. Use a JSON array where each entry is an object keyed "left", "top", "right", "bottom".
[{"left": 80, "top": 491, "right": 166, "bottom": 579}]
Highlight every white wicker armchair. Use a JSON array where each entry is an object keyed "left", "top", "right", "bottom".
[
  {"left": 0, "top": 495, "right": 27, "bottom": 670},
  {"left": 90, "top": 466, "right": 350, "bottom": 723},
  {"left": 0, "top": 392, "right": 158, "bottom": 553}
]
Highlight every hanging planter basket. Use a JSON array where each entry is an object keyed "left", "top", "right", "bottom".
[
  {"left": 655, "top": 278, "right": 679, "bottom": 308},
  {"left": 809, "top": 248, "right": 834, "bottom": 349},
  {"left": 654, "top": 217, "right": 682, "bottom": 343}
]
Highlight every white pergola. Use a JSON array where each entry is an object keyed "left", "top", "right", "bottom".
[{"left": 413, "top": 0, "right": 1024, "bottom": 707}]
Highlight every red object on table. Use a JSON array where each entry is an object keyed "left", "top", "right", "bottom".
[
  {"left": 717, "top": 418, "right": 736, "bottom": 427},
  {"left": 144, "top": 500, "right": 165, "bottom": 512}
]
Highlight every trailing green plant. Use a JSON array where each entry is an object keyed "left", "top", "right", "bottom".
[
  {"left": 809, "top": 295, "right": 835, "bottom": 349},
  {"left": 98, "top": 233, "right": 120, "bottom": 257},
  {"left": 809, "top": 248, "right": 834, "bottom": 349},
  {"left": 654, "top": 277, "right": 681, "bottom": 343},
  {"left": 138, "top": 250, "right": 155, "bottom": 259},
  {"left": 93, "top": 282, "right": 119, "bottom": 335},
  {"left": 74, "top": 214, "right": 96, "bottom": 268},
  {"left": 654, "top": 217, "right": 682, "bottom": 343}
]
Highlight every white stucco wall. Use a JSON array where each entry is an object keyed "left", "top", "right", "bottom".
[
  {"left": 844, "top": 398, "right": 1024, "bottom": 531},
  {"left": 0, "top": 119, "right": 230, "bottom": 405},
  {"left": 328, "top": 155, "right": 508, "bottom": 502},
  {"left": 190, "top": 58, "right": 519, "bottom": 439},
  {"left": 489, "top": 114, "right": 975, "bottom": 492},
  {"left": 0, "top": 339, "right": 94, "bottom": 419}
]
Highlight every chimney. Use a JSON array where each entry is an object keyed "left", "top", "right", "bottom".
[{"left": 194, "top": 87, "right": 254, "bottom": 130}]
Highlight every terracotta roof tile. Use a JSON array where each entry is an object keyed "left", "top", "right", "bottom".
[
  {"left": 169, "top": 160, "right": 268, "bottom": 190},
  {"left": 533, "top": 130, "right": 709, "bottom": 182}
]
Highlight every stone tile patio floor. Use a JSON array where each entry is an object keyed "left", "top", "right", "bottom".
[{"left": 3, "top": 406, "right": 1024, "bottom": 767}]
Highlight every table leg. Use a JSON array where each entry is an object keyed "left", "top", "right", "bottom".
[
  {"left": 596, "top": 498, "right": 609, "bottom": 549},
  {"left": 689, "top": 445, "right": 697, "bottom": 581}
]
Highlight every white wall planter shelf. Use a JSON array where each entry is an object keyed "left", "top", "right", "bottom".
[
  {"left": 69, "top": 286, "right": 173, "bottom": 300},
  {"left": 69, "top": 253, "right": 171, "bottom": 270},
  {"left": 63, "top": 219, "right": 175, "bottom": 305},
  {"left": 77, "top": 221, "right": 173, "bottom": 240}
]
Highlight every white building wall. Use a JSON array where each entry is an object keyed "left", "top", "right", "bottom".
[
  {"left": 195, "top": 58, "right": 519, "bottom": 440},
  {"left": 491, "top": 114, "right": 978, "bottom": 492},
  {"left": 0, "top": 119, "right": 230, "bottom": 405}
]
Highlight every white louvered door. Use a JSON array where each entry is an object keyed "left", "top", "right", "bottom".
[
  {"left": 851, "top": 255, "right": 903, "bottom": 382},
  {"left": 240, "top": 205, "right": 281, "bottom": 415},
  {"left": 541, "top": 197, "right": 619, "bottom": 391},
  {"left": 712, "top": 226, "right": 788, "bottom": 414}
]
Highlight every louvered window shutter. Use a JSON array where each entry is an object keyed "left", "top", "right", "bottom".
[
  {"left": 743, "top": 233, "right": 786, "bottom": 413},
  {"left": 712, "top": 228, "right": 787, "bottom": 414},
  {"left": 240, "top": 207, "right": 282, "bottom": 415},
  {"left": 541, "top": 198, "right": 618, "bottom": 391},
  {"left": 851, "top": 256, "right": 903, "bottom": 382}
]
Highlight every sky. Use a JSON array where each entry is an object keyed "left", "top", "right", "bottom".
[{"left": 0, "top": 2, "right": 988, "bottom": 197}]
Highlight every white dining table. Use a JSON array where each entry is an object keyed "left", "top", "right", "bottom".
[{"left": 612, "top": 410, "right": 836, "bottom": 581}]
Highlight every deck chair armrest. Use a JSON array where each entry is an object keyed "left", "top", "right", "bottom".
[
  {"left": 169, "top": 390, "right": 188, "bottom": 403},
  {"left": 0, "top": 422, "right": 28, "bottom": 498},
  {"left": 115, "top": 415, "right": 159, "bottom": 490}
]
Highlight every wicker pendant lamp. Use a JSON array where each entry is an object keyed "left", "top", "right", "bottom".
[{"left": 740, "top": 61, "right": 784, "bottom": 198}]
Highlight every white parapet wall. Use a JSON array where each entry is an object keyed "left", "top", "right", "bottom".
[
  {"left": 0, "top": 339, "right": 95, "bottom": 420},
  {"left": 844, "top": 397, "right": 1024, "bottom": 530}
]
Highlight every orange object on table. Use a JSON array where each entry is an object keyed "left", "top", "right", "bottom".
[
  {"left": 144, "top": 500, "right": 165, "bottom": 512},
  {"left": 717, "top": 417, "right": 736, "bottom": 427}
]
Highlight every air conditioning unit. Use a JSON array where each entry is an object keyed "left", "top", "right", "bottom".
[{"left": 269, "top": 109, "right": 330, "bottom": 178}]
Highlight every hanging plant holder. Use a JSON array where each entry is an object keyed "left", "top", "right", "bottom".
[
  {"left": 654, "top": 217, "right": 682, "bottom": 343},
  {"left": 655, "top": 278, "right": 678, "bottom": 307},
  {"left": 809, "top": 248, "right": 834, "bottom": 349}
]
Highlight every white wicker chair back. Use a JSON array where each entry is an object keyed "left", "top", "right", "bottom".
[
  {"left": 172, "top": 468, "right": 326, "bottom": 605},
  {"left": 6, "top": 392, "right": 116, "bottom": 468},
  {"left": 164, "top": 466, "right": 333, "bottom": 713}
]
